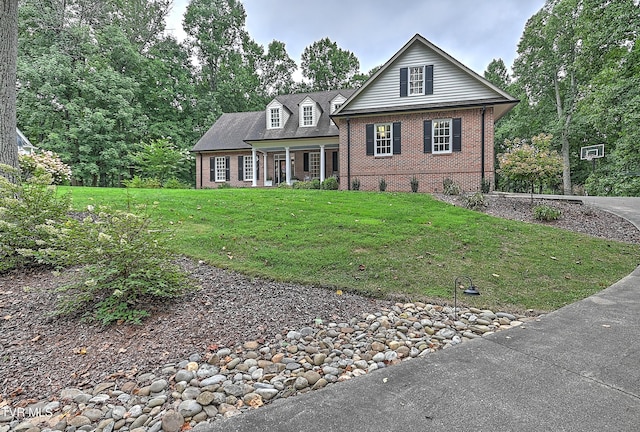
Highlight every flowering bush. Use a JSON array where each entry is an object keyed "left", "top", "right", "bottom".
[
  {"left": 498, "top": 134, "right": 563, "bottom": 196},
  {"left": 19, "top": 150, "right": 72, "bottom": 185},
  {"left": 50, "top": 205, "right": 196, "bottom": 324},
  {"left": 0, "top": 164, "right": 71, "bottom": 272}
]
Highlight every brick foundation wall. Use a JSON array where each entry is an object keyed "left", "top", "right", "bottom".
[{"left": 336, "top": 108, "right": 495, "bottom": 193}]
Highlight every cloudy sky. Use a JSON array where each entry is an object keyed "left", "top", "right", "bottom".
[{"left": 166, "top": 0, "right": 545, "bottom": 75}]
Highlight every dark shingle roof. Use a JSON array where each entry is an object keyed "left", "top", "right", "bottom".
[{"left": 192, "top": 89, "right": 356, "bottom": 152}]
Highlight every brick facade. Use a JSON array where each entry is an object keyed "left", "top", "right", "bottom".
[{"left": 336, "top": 107, "right": 495, "bottom": 193}]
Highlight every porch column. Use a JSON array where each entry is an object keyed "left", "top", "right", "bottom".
[
  {"left": 251, "top": 148, "right": 257, "bottom": 187},
  {"left": 263, "top": 151, "right": 269, "bottom": 186},
  {"left": 285, "top": 147, "right": 291, "bottom": 185},
  {"left": 319, "top": 145, "right": 326, "bottom": 183}
]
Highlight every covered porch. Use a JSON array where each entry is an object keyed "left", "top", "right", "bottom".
[{"left": 247, "top": 137, "right": 340, "bottom": 187}]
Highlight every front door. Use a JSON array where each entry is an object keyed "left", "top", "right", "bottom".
[{"left": 275, "top": 159, "right": 287, "bottom": 184}]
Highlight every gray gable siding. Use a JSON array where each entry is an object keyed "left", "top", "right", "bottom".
[{"left": 346, "top": 43, "right": 502, "bottom": 112}]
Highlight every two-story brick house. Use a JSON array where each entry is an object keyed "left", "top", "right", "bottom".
[{"left": 192, "top": 34, "right": 518, "bottom": 192}]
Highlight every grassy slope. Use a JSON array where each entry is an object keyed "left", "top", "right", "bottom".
[{"left": 61, "top": 187, "right": 639, "bottom": 313}]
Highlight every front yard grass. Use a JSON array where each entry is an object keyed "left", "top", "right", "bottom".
[{"left": 62, "top": 187, "right": 639, "bottom": 313}]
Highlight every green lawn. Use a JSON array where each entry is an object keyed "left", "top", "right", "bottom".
[{"left": 60, "top": 187, "right": 640, "bottom": 313}]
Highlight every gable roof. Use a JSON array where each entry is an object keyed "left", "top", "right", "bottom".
[
  {"left": 333, "top": 34, "right": 518, "bottom": 121},
  {"left": 193, "top": 89, "right": 356, "bottom": 152}
]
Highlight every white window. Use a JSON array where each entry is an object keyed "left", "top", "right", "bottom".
[
  {"left": 302, "top": 105, "right": 314, "bottom": 126},
  {"left": 270, "top": 107, "right": 281, "bottom": 129},
  {"left": 433, "top": 119, "right": 452, "bottom": 154},
  {"left": 409, "top": 66, "right": 424, "bottom": 95},
  {"left": 309, "top": 152, "right": 320, "bottom": 178},
  {"left": 244, "top": 156, "right": 254, "bottom": 181},
  {"left": 375, "top": 123, "right": 392, "bottom": 156},
  {"left": 214, "top": 157, "right": 226, "bottom": 182}
]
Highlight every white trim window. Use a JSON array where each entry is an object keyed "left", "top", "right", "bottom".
[
  {"left": 375, "top": 123, "right": 392, "bottom": 156},
  {"left": 244, "top": 155, "right": 254, "bottom": 181},
  {"left": 302, "top": 104, "right": 314, "bottom": 126},
  {"left": 331, "top": 102, "right": 342, "bottom": 114},
  {"left": 269, "top": 107, "right": 281, "bottom": 129},
  {"left": 214, "top": 157, "right": 227, "bottom": 182},
  {"left": 409, "top": 66, "right": 424, "bottom": 95},
  {"left": 433, "top": 119, "right": 452, "bottom": 154}
]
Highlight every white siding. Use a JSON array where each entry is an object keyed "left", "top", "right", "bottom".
[
  {"left": 266, "top": 100, "right": 290, "bottom": 129},
  {"left": 348, "top": 43, "right": 499, "bottom": 111}
]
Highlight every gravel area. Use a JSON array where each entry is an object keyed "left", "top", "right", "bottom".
[{"left": 1, "top": 194, "right": 638, "bottom": 408}]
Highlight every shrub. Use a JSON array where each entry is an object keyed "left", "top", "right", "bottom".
[
  {"left": 410, "top": 177, "right": 419, "bottom": 193},
  {"left": 163, "top": 178, "right": 191, "bottom": 189},
  {"left": 379, "top": 178, "right": 387, "bottom": 192},
  {"left": 351, "top": 178, "right": 361, "bottom": 191},
  {"left": 217, "top": 182, "right": 232, "bottom": 189},
  {"left": 0, "top": 164, "right": 71, "bottom": 273},
  {"left": 277, "top": 182, "right": 292, "bottom": 189},
  {"left": 443, "top": 178, "right": 461, "bottom": 195},
  {"left": 322, "top": 177, "right": 339, "bottom": 190},
  {"left": 19, "top": 150, "right": 72, "bottom": 185},
  {"left": 481, "top": 178, "right": 491, "bottom": 194},
  {"left": 533, "top": 204, "right": 561, "bottom": 221},
  {"left": 123, "top": 176, "right": 161, "bottom": 189},
  {"left": 50, "top": 206, "right": 196, "bottom": 324},
  {"left": 463, "top": 192, "right": 487, "bottom": 210}
]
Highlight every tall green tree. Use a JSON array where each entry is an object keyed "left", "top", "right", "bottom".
[
  {"left": 260, "top": 40, "right": 297, "bottom": 96},
  {"left": 0, "top": 0, "right": 19, "bottom": 172},
  {"left": 512, "top": 0, "right": 640, "bottom": 194},
  {"left": 301, "top": 38, "right": 360, "bottom": 91}
]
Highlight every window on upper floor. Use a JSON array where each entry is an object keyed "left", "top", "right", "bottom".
[
  {"left": 331, "top": 102, "right": 342, "bottom": 114},
  {"left": 269, "top": 107, "right": 281, "bottom": 129},
  {"left": 400, "top": 65, "right": 434, "bottom": 97},
  {"left": 409, "top": 66, "right": 424, "bottom": 95},
  {"left": 302, "top": 104, "right": 314, "bottom": 127}
]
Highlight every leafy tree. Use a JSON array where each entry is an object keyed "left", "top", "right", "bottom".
[
  {"left": 260, "top": 40, "right": 297, "bottom": 96},
  {"left": 484, "top": 58, "right": 510, "bottom": 89},
  {"left": 512, "top": 0, "right": 640, "bottom": 195},
  {"left": 0, "top": 0, "right": 19, "bottom": 173},
  {"left": 301, "top": 38, "right": 360, "bottom": 91},
  {"left": 498, "top": 133, "right": 563, "bottom": 198},
  {"left": 131, "top": 138, "right": 193, "bottom": 185}
]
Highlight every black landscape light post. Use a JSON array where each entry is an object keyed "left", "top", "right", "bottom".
[{"left": 454, "top": 276, "right": 480, "bottom": 320}]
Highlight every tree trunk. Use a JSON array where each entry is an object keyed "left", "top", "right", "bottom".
[
  {"left": 554, "top": 73, "right": 572, "bottom": 194},
  {"left": 0, "top": 0, "right": 19, "bottom": 174}
]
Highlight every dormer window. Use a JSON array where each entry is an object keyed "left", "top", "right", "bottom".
[
  {"left": 331, "top": 103, "right": 342, "bottom": 114},
  {"left": 270, "top": 107, "right": 281, "bottom": 129},
  {"left": 302, "top": 105, "right": 314, "bottom": 126}
]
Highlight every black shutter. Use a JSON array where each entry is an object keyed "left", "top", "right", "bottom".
[
  {"left": 209, "top": 157, "right": 216, "bottom": 181},
  {"left": 256, "top": 158, "right": 260, "bottom": 181},
  {"left": 303, "top": 153, "right": 309, "bottom": 171},
  {"left": 400, "top": 67, "right": 408, "bottom": 97},
  {"left": 225, "top": 156, "right": 230, "bottom": 181},
  {"left": 425, "top": 65, "right": 434, "bottom": 95},
  {"left": 452, "top": 118, "right": 462, "bottom": 152},
  {"left": 332, "top": 151, "right": 338, "bottom": 171},
  {"left": 238, "top": 156, "right": 244, "bottom": 181},
  {"left": 392, "top": 122, "right": 401, "bottom": 155},
  {"left": 366, "top": 124, "right": 374, "bottom": 156},
  {"left": 424, "top": 120, "right": 432, "bottom": 153}
]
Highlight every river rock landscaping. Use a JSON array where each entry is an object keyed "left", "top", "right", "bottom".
[{"left": 1, "top": 299, "right": 531, "bottom": 432}]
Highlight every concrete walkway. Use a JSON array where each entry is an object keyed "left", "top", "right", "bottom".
[{"left": 198, "top": 196, "right": 640, "bottom": 432}]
